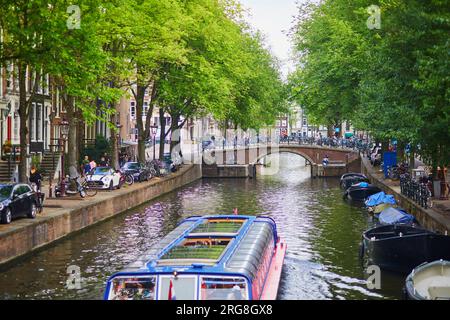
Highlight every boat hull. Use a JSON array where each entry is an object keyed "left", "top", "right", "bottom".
[
  {"left": 363, "top": 226, "right": 450, "bottom": 273},
  {"left": 346, "top": 186, "right": 382, "bottom": 201},
  {"left": 260, "top": 241, "right": 287, "bottom": 300}
]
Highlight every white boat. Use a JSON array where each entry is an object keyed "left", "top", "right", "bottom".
[{"left": 405, "top": 260, "right": 450, "bottom": 300}]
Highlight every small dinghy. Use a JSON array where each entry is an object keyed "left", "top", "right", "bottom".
[
  {"left": 340, "top": 173, "right": 370, "bottom": 190},
  {"left": 405, "top": 260, "right": 450, "bottom": 300},
  {"left": 365, "top": 192, "right": 397, "bottom": 214},
  {"left": 377, "top": 207, "right": 417, "bottom": 226},
  {"left": 344, "top": 182, "right": 382, "bottom": 201},
  {"left": 362, "top": 225, "right": 450, "bottom": 273}
]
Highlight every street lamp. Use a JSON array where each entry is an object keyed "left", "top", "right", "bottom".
[
  {"left": 151, "top": 123, "right": 158, "bottom": 161},
  {"left": 0, "top": 102, "right": 11, "bottom": 159},
  {"left": 59, "top": 120, "right": 69, "bottom": 197}
]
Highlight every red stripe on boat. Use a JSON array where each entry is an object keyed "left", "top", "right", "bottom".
[{"left": 260, "top": 241, "right": 287, "bottom": 300}]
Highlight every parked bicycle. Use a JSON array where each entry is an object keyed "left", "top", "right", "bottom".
[
  {"left": 30, "top": 181, "right": 45, "bottom": 213},
  {"left": 55, "top": 166, "right": 97, "bottom": 198}
]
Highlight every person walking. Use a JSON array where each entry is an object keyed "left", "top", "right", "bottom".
[
  {"left": 82, "top": 156, "right": 91, "bottom": 176},
  {"left": 29, "top": 166, "right": 43, "bottom": 192}
]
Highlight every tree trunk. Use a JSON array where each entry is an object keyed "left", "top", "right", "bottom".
[
  {"left": 135, "top": 83, "right": 147, "bottom": 163},
  {"left": 110, "top": 102, "right": 120, "bottom": 170},
  {"left": 18, "top": 62, "right": 29, "bottom": 183},
  {"left": 170, "top": 114, "right": 181, "bottom": 155},
  {"left": 77, "top": 111, "right": 85, "bottom": 165},
  {"left": 66, "top": 96, "right": 78, "bottom": 171},
  {"left": 159, "top": 108, "right": 166, "bottom": 160}
]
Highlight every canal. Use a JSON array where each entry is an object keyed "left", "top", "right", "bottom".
[{"left": 0, "top": 154, "right": 405, "bottom": 300}]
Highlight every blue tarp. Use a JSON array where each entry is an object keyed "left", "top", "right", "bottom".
[
  {"left": 356, "top": 182, "right": 370, "bottom": 188},
  {"left": 378, "top": 207, "right": 416, "bottom": 225},
  {"left": 365, "top": 192, "right": 397, "bottom": 207}
]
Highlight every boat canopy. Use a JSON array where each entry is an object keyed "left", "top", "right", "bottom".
[
  {"left": 356, "top": 182, "right": 370, "bottom": 188},
  {"left": 378, "top": 207, "right": 416, "bottom": 225},
  {"left": 113, "top": 215, "right": 277, "bottom": 281},
  {"left": 365, "top": 192, "right": 397, "bottom": 207}
]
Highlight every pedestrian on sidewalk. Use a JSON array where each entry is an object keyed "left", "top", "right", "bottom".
[
  {"left": 29, "top": 165, "right": 43, "bottom": 192},
  {"left": 82, "top": 156, "right": 91, "bottom": 176},
  {"left": 99, "top": 156, "right": 108, "bottom": 167},
  {"left": 89, "top": 159, "right": 97, "bottom": 171}
]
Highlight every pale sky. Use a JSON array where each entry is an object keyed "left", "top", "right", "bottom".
[{"left": 239, "top": 0, "right": 299, "bottom": 78}]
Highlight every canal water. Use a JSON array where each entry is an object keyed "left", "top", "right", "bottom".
[{"left": 0, "top": 154, "right": 406, "bottom": 300}]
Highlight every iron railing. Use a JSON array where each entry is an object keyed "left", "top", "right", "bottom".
[{"left": 400, "top": 176, "right": 432, "bottom": 209}]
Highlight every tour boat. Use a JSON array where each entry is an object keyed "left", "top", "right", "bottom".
[
  {"left": 405, "top": 260, "right": 450, "bottom": 300},
  {"left": 104, "top": 215, "right": 287, "bottom": 300}
]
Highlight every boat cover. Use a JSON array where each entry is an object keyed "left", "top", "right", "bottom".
[
  {"left": 356, "top": 182, "right": 370, "bottom": 188},
  {"left": 378, "top": 207, "right": 415, "bottom": 225},
  {"left": 365, "top": 192, "right": 397, "bottom": 207}
]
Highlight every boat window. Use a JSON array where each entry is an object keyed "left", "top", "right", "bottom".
[
  {"left": 160, "top": 238, "right": 231, "bottom": 261},
  {"left": 199, "top": 277, "right": 249, "bottom": 300},
  {"left": 108, "top": 276, "right": 157, "bottom": 300},
  {"left": 158, "top": 276, "right": 197, "bottom": 300}
]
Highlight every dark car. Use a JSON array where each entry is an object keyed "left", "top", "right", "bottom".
[
  {"left": 0, "top": 184, "right": 39, "bottom": 224},
  {"left": 121, "top": 162, "right": 151, "bottom": 182}
]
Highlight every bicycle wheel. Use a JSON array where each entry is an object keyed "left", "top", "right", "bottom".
[
  {"left": 84, "top": 184, "right": 98, "bottom": 197},
  {"left": 125, "top": 174, "right": 134, "bottom": 186}
]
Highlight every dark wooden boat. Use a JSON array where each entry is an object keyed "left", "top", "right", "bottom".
[
  {"left": 362, "top": 225, "right": 450, "bottom": 273},
  {"left": 341, "top": 176, "right": 370, "bottom": 190},
  {"left": 343, "top": 183, "right": 381, "bottom": 201}
]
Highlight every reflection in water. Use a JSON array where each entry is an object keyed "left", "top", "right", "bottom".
[{"left": 0, "top": 154, "right": 404, "bottom": 300}]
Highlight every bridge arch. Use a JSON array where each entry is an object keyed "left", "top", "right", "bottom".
[{"left": 253, "top": 149, "right": 315, "bottom": 166}]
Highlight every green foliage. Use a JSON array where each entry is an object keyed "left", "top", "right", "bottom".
[{"left": 289, "top": 0, "right": 450, "bottom": 169}]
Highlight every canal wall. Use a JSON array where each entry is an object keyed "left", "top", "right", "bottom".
[
  {"left": 361, "top": 157, "right": 450, "bottom": 234},
  {"left": 0, "top": 165, "right": 202, "bottom": 266}
]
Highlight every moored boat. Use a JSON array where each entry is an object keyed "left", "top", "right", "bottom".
[
  {"left": 344, "top": 182, "right": 382, "bottom": 201},
  {"left": 365, "top": 192, "right": 397, "bottom": 214},
  {"left": 104, "top": 215, "right": 287, "bottom": 300},
  {"left": 340, "top": 173, "right": 370, "bottom": 190},
  {"left": 362, "top": 225, "right": 450, "bottom": 273},
  {"left": 405, "top": 260, "right": 450, "bottom": 300},
  {"left": 377, "top": 207, "right": 417, "bottom": 226}
]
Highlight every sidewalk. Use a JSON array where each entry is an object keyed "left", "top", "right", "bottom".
[
  {"left": 361, "top": 156, "right": 450, "bottom": 233},
  {"left": 0, "top": 165, "right": 202, "bottom": 265}
]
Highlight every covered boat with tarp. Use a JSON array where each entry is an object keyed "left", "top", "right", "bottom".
[
  {"left": 343, "top": 182, "right": 382, "bottom": 201},
  {"left": 104, "top": 215, "right": 286, "bottom": 300},
  {"left": 362, "top": 225, "right": 450, "bottom": 273},
  {"left": 340, "top": 173, "right": 370, "bottom": 190},
  {"left": 365, "top": 192, "right": 398, "bottom": 214},
  {"left": 405, "top": 260, "right": 450, "bottom": 300},
  {"left": 377, "top": 207, "right": 417, "bottom": 226}
]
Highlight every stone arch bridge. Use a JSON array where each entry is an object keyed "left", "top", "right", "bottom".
[{"left": 201, "top": 144, "right": 360, "bottom": 178}]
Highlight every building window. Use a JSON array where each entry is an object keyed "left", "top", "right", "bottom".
[
  {"left": 143, "top": 102, "right": 149, "bottom": 116},
  {"left": 303, "top": 118, "right": 307, "bottom": 126},
  {"left": 130, "top": 102, "right": 136, "bottom": 119},
  {"left": 30, "top": 103, "right": 36, "bottom": 141},
  {"left": 36, "top": 103, "right": 42, "bottom": 141},
  {"left": 6, "top": 64, "right": 13, "bottom": 91}
]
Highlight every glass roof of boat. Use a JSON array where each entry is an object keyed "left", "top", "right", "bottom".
[
  {"left": 156, "top": 218, "right": 247, "bottom": 266},
  {"left": 189, "top": 218, "right": 245, "bottom": 236}
]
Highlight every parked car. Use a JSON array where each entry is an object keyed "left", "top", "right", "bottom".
[
  {"left": 86, "top": 167, "right": 122, "bottom": 190},
  {"left": 0, "top": 183, "right": 39, "bottom": 224},
  {"left": 121, "top": 162, "right": 151, "bottom": 183}
]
